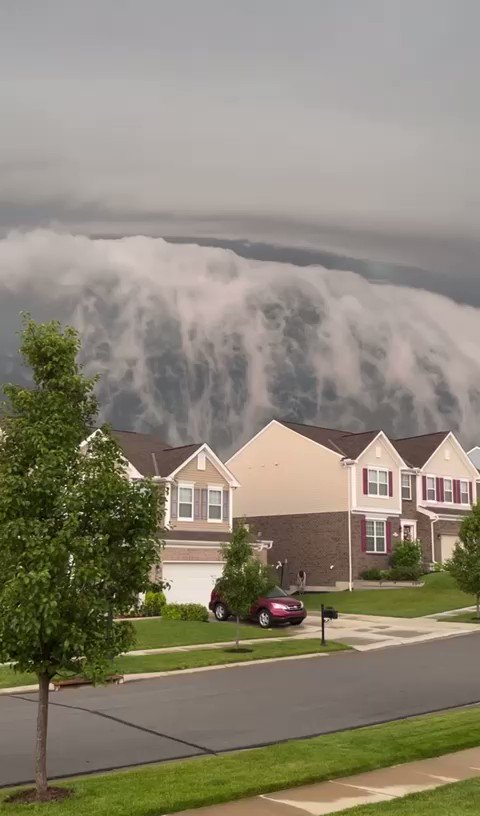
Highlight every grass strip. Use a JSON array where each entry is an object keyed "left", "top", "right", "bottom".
[
  {"left": 338, "top": 777, "right": 480, "bottom": 815},
  {"left": 2, "top": 705, "right": 480, "bottom": 814}
]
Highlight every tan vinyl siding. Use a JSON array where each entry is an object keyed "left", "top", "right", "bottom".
[
  {"left": 354, "top": 436, "right": 401, "bottom": 511},
  {"left": 425, "top": 438, "right": 475, "bottom": 478},
  {"left": 171, "top": 454, "right": 230, "bottom": 532},
  {"left": 228, "top": 421, "right": 348, "bottom": 516}
]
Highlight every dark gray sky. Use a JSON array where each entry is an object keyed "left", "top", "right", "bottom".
[{"left": 1, "top": 0, "right": 480, "bottom": 290}]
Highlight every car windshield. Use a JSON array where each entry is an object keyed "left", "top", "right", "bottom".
[{"left": 264, "top": 586, "right": 289, "bottom": 598}]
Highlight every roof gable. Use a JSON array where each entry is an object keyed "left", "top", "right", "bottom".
[
  {"left": 278, "top": 420, "right": 353, "bottom": 455},
  {"left": 392, "top": 432, "right": 450, "bottom": 468}
]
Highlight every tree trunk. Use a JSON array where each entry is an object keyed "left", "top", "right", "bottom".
[
  {"left": 35, "top": 672, "right": 50, "bottom": 800},
  {"left": 235, "top": 615, "right": 240, "bottom": 650},
  {"left": 476, "top": 595, "right": 480, "bottom": 620}
]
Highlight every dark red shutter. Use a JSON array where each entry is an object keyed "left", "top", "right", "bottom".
[
  {"left": 436, "top": 477, "right": 443, "bottom": 504},
  {"left": 454, "top": 479, "right": 461, "bottom": 504},
  {"left": 422, "top": 475, "right": 427, "bottom": 501},
  {"left": 223, "top": 489, "right": 229, "bottom": 521},
  {"left": 194, "top": 488, "right": 201, "bottom": 520},
  {"left": 361, "top": 518, "right": 367, "bottom": 551},
  {"left": 440, "top": 477, "right": 445, "bottom": 503},
  {"left": 201, "top": 488, "right": 208, "bottom": 520},
  {"left": 386, "top": 521, "right": 392, "bottom": 553},
  {"left": 388, "top": 471, "right": 393, "bottom": 497},
  {"left": 363, "top": 468, "right": 368, "bottom": 495},
  {"left": 469, "top": 481, "right": 473, "bottom": 504}
]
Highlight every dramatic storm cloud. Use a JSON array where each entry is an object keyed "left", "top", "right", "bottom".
[
  {"left": 1, "top": 0, "right": 480, "bottom": 285},
  {"left": 1, "top": 231, "right": 479, "bottom": 453}
]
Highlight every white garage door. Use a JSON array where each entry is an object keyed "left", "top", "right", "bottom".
[
  {"left": 163, "top": 562, "right": 224, "bottom": 605},
  {"left": 440, "top": 535, "right": 459, "bottom": 563}
]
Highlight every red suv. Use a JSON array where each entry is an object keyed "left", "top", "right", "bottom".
[{"left": 209, "top": 585, "right": 306, "bottom": 628}]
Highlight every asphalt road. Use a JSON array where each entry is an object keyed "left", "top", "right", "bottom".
[{"left": 2, "top": 633, "right": 480, "bottom": 787}]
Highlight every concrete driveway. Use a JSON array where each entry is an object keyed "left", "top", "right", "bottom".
[{"left": 1, "top": 633, "right": 480, "bottom": 787}]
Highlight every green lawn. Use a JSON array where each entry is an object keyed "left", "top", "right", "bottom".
[
  {"left": 344, "top": 778, "right": 480, "bottom": 815},
  {"left": 301, "top": 573, "right": 474, "bottom": 618},
  {"left": 0, "top": 639, "right": 345, "bottom": 689},
  {"left": 2, "top": 706, "right": 480, "bottom": 814},
  {"left": 130, "top": 618, "right": 290, "bottom": 649},
  {"left": 438, "top": 611, "right": 480, "bottom": 624}
]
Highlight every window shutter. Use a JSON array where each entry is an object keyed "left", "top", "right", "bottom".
[
  {"left": 388, "top": 471, "right": 393, "bottom": 497},
  {"left": 454, "top": 479, "right": 460, "bottom": 504},
  {"left": 363, "top": 468, "right": 368, "bottom": 495},
  {"left": 436, "top": 477, "right": 443, "bottom": 504},
  {"left": 194, "top": 488, "right": 201, "bottom": 520},
  {"left": 422, "top": 475, "right": 427, "bottom": 501},
  {"left": 223, "top": 489, "right": 230, "bottom": 522},
  {"left": 361, "top": 518, "right": 367, "bottom": 552},
  {"left": 386, "top": 521, "right": 392, "bottom": 553},
  {"left": 201, "top": 488, "right": 208, "bottom": 520},
  {"left": 469, "top": 481, "right": 473, "bottom": 504},
  {"left": 170, "top": 485, "right": 178, "bottom": 520},
  {"left": 440, "top": 477, "right": 445, "bottom": 503}
]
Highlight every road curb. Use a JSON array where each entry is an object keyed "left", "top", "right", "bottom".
[{"left": 0, "top": 651, "right": 333, "bottom": 695}]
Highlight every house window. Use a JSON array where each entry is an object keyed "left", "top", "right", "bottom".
[
  {"left": 460, "top": 480, "right": 469, "bottom": 505},
  {"left": 178, "top": 486, "right": 193, "bottom": 520},
  {"left": 208, "top": 488, "right": 222, "bottom": 521},
  {"left": 368, "top": 469, "right": 388, "bottom": 497},
  {"left": 444, "top": 478, "right": 453, "bottom": 503},
  {"left": 401, "top": 474, "right": 412, "bottom": 500},
  {"left": 366, "top": 520, "right": 386, "bottom": 553},
  {"left": 401, "top": 520, "right": 417, "bottom": 541},
  {"left": 426, "top": 477, "right": 436, "bottom": 502}
]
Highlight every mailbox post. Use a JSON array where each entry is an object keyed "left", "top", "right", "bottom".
[{"left": 320, "top": 604, "right": 338, "bottom": 645}]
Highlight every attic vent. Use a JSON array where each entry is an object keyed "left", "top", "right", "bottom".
[
  {"left": 444, "top": 448, "right": 451, "bottom": 461},
  {"left": 197, "top": 451, "right": 206, "bottom": 470},
  {"left": 375, "top": 445, "right": 382, "bottom": 459}
]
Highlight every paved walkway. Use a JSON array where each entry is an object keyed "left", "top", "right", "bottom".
[{"left": 177, "top": 746, "right": 480, "bottom": 815}]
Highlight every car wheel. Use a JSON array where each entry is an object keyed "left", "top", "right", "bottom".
[
  {"left": 258, "top": 609, "right": 272, "bottom": 628},
  {"left": 214, "top": 602, "right": 229, "bottom": 621}
]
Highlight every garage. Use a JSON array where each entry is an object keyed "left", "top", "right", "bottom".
[
  {"left": 440, "top": 535, "right": 459, "bottom": 563},
  {"left": 163, "top": 562, "right": 224, "bottom": 605}
]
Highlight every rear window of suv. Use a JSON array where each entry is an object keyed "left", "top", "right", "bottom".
[{"left": 264, "top": 586, "right": 289, "bottom": 598}]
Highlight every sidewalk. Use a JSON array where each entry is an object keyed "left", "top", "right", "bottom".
[{"left": 176, "top": 746, "right": 480, "bottom": 815}]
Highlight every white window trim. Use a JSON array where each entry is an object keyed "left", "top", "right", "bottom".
[
  {"left": 365, "top": 517, "right": 387, "bottom": 554},
  {"left": 426, "top": 475, "right": 437, "bottom": 503},
  {"left": 459, "top": 479, "right": 470, "bottom": 505},
  {"left": 177, "top": 482, "right": 194, "bottom": 521},
  {"left": 367, "top": 467, "right": 390, "bottom": 499},
  {"left": 401, "top": 473, "right": 412, "bottom": 501},
  {"left": 443, "top": 477, "right": 454, "bottom": 505},
  {"left": 207, "top": 484, "right": 223, "bottom": 523},
  {"left": 400, "top": 519, "right": 417, "bottom": 541}
]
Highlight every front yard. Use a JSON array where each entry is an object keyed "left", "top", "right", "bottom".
[
  {"left": 130, "top": 618, "right": 291, "bottom": 650},
  {"left": 342, "top": 778, "right": 480, "bottom": 815},
  {"left": 301, "top": 573, "right": 474, "bottom": 618}
]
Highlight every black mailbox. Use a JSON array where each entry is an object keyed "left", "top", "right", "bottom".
[{"left": 323, "top": 607, "right": 338, "bottom": 620}]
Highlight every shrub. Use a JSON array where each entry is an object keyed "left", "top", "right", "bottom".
[
  {"left": 388, "top": 566, "right": 421, "bottom": 582},
  {"left": 162, "top": 603, "right": 209, "bottom": 622},
  {"left": 360, "top": 568, "right": 383, "bottom": 580},
  {"left": 390, "top": 540, "right": 422, "bottom": 571},
  {"left": 142, "top": 591, "right": 166, "bottom": 617}
]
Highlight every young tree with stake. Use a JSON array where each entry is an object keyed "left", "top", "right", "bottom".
[
  {"left": 217, "top": 523, "right": 273, "bottom": 649},
  {"left": 0, "top": 318, "right": 163, "bottom": 801},
  {"left": 447, "top": 504, "right": 480, "bottom": 619}
]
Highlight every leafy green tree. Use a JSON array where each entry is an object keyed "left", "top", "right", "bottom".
[
  {"left": 217, "top": 524, "right": 273, "bottom": 649},
  {"left": 447, "top": 506, "right": 480, "bottom": 619},
  {"left": 0, "top": 318, "right": 162, "bottom": 800}
]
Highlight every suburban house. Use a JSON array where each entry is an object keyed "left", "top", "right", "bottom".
[
  {"left": 226, "top": 420, "right": 479, "bottom": 590},
  {"left": 85, "top": 429, "right": 242, "bottom": 605}
]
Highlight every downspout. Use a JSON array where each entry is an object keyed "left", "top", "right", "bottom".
[{"left": 342, "top": 459, "right": 355, "bottom": 592}]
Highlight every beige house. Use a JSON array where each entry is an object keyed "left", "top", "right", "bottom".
[
  {"left": 88, "top": 429, "right": 242, "bottom": 605},
  {"left": 227, "top": 420, "right": 478, "bottom": 589}
]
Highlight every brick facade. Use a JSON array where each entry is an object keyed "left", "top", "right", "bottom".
[
  {"left": 245, "top": 512, "right": 349, "bottom": 587},
  {"left": 351, "top": 514, "right": 399, "bottom": 577}
]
